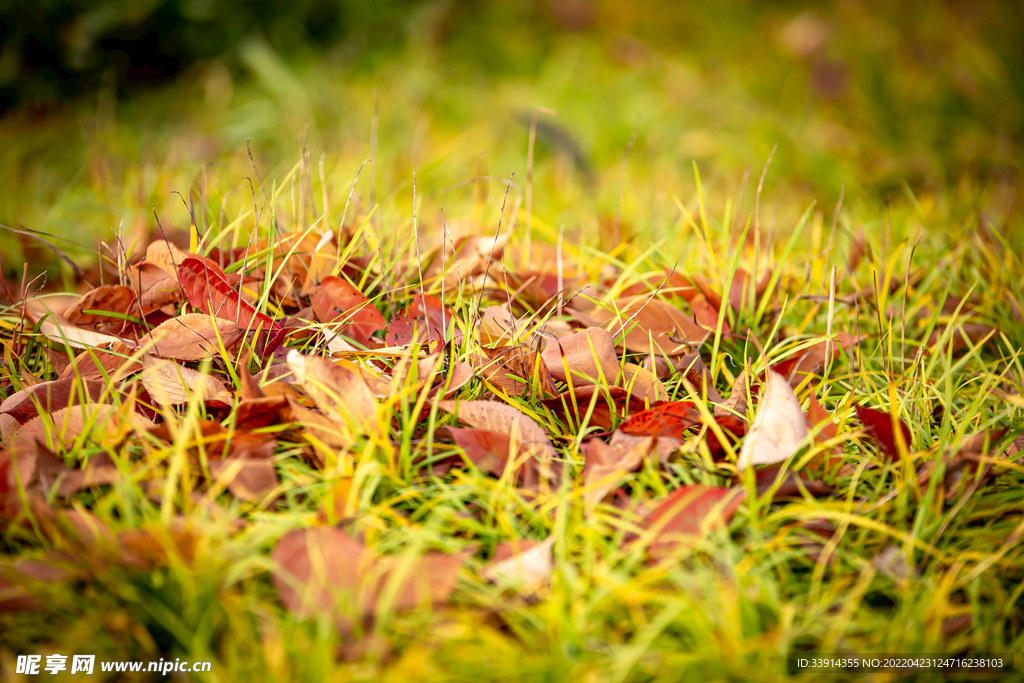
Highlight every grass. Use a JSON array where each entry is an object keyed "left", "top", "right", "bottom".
[{"left": 2, "top": 2, "right": 1024, "bottom": 681}]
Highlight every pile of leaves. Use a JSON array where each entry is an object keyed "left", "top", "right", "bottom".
[{"left": 1, "top": 205, "right": 1022, "bottom": 677}]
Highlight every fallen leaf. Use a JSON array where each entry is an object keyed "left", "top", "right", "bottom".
[
  {"left": 234, "top": 362, "right": 288, "bottom": 429},
  {"left": 0, "top": 377, "right": 109, "bottom": 427},
  {"left": 311, "top": 276, "right": 386, "bottom": 346},
  {"left": 58, "top": 341, "right": 141, "bottom": 381},
  {"left": 477, "top": 345, "right": 556, "bottom": 397},
  {"left": 620, "top": 401, "right": 701, "bottom": 439},
  {"left": 690, "top": 294, "right": 728, "bottom": 333},
  {"left": 540, "top": 327, "right": 619, "bottom": 385},
  {"left": 855, "top": 404, "right": 911, "bottom": 461},
  {"left": 177, "top": 256, "right": 284, "bottom": 356},
  {"left": 142, "top": 240, "right": 192, "bottom": 285},
  {"left": 285, "top": 397, "right": 353, "bottom": 462},
  {"left": 674, "top": 352, "right": 723, "bottom": 404},
  {"left": 137, "top": 313, "right": 245, "bottom": 360},
  {"left": 438, "top": 426, "right": 514, "bottom": 476},
  {"left": 704, "top": 415, "right": 747, "bottom": 461},
  {"left": 271, "top": 527, "right": 469, "bottom": 629},
  {"left": 570, "top": 296, "right": 707, "bottom": 355},
  {"left": 131, "top": 276, "right": 183, "bottom": 316},
  {"left": 736, "top": 370, "right": 808, "bottom": 472},
  {"left": 424, "top": 231, "right": 512, "bottom": 291},
  {"left": 478, "top": 305, "right": 569, "bottom": 346},
  {"left": 715, "top": 372, "right": 750, "bottom": 418},
  {"left": 286, "top": 350, "right": 377, "bottom": 433},
  {"left": 35, "top": 316, "right": 125, "bottom": 350},
  {"left": 436, "top": 400, "right": 558, "bottom": 486},
  {"left": 141, "top": 355, "right": 233, "bottom": 406},
  {"left": 208, "top": 458, "right": 278, "bottom": 502},
  {"left": 11, "top": 404, "right": 154, "bottom": 450},
  {"left": 642, "top": 485, "right": 746, "bottom": 558},
  {"left": 385, "top": 294, "right": 458, "bottom": 346},
  {"left": 481, "top": 536, "right": 555, "bottom": 589},
  {"left": 804, "top": 393, "right": 844, "bottom": 471},
  {"left": 619, "top": 363, "right": 668, "bottom": 403},
  {"left": 581, "top": 430, "right": 654, "bottom": 511},
  {"left": 541, "top": 385, "right": 647, "bottom": 430},
  {"left": 62, "top": 285, "right": 136, "bottom": 326}
]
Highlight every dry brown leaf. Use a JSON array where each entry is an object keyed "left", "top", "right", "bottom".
[
  {"left": 286, "top": 397, "right": 355, "bottom": 461},
  {"left": 481, "top": 536, "right": 556, "bottom": 589},
  {"left": 131, "top": 276, "right": 183, "bottom": 315},
  {"left": 540, "top": 327, "right": 619, "bottom": 385},
  {"left": 437, "top": 426, "right": 514, "bottom": 476},
  {"left": 37, "top": 318, "right": 125, "bottom": 350},
  {"left": 63, "top": 285, "right": 135, "bottom": 325},
  {"left": 674, "top": 352, "right": 724, "bottom": 404},
  {"left": 436, "top": 400, "right": 558, "bottom": 485},
  {"left": 208, "top": 458, "right": 278, "bottom": 502},
  {"left": 477, "top": 345, "right": 556, "bottom": 397},
  {"left": 141, "top": 355, "right": 233, "bottom": 406},
  {"left": 59, "top": 341, "right": 141, "bottom": 381},
  {"left": 137, "top": 313, "right": 245, "bottom": 360},
  {"left": 11, "top": 404, "right": 154, "bottom": 449},
  {"left": 736, "top": 370, "right": 808, "bottom": 472},
  {"left": 286, "top": 350, "right": 377, "bottom": 432},
  {"left": 424, "top": 231, "right": 512, "bottom": 291},
  {"left": 271, "top": 527, "right": 470, "bottom": 629},
  {"left": 24, "top": 293, "right": 80, "bottom": 321},
  {"left": 570, "top": 296, "right": 707, "bottom": 356},
  {"left": 619, "top": 363, "right": 668, "bottom": 403},
  {"left": 582, "top": 430, "right": 654, "bottom": 511},
  {"left": 715, "top": 372, "right": 749, "bottom": 418},
  {"left": 310, "top": 276, "right": 386, "bottom": 346},
  {"left": 142, "top": 240, "right": 192, "bottom": 284},
  {"left": 0, "top": 377, "right": 109, "bottom": 427},
  {"left": 642, "top": 485, "right": 747, "bottom": 559}
]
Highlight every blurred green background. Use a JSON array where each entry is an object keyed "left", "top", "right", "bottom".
[{"left": 1, "top": 0, "right": 1022, "bottom": 272}]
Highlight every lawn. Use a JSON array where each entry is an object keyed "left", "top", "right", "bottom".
[{"left": 1, "top": 2, "right": 1023, "bottom": 681}]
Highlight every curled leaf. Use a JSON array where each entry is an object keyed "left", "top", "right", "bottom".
[
  {"left": 177, "top": 257, "right": 283, "bottom": 356},
  {"left": 736, "top": 371, "right": 808, "bottom": 472}
]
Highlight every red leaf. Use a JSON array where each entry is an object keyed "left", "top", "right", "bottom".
[
  {"left": 643, "top": 485, "right": 746, "bottom": 558},
  {"left": 0, "top": 377, "right": 108, "bottom": 427},
  {"left": 754, "top": 466, "right": 834, "bottom": 500},
  {"left": 855, "top": 404, "right": 911, "bottom": 461},
  {"left": 541, "top": 385, "right": 648, "bottom": 430},
  {"left": 705, "top": 415, "right": 747, "bottom": 461},
  {"left": 690, "top": 294, "right": 728, "bottom": 333},
  {"left": 311, "top": 276, "right": 385, "bottom": 346},
  {"left": 177, "top": 257, "right": 284, "bottom": 356},
  {"left": 386, "top": 294, "right": 460, "bottom": 346},
  {"left": 620, "top": 401, "right": 701, "bottom": 439},
  {"left": 441, "top": 426, "right": 513, "bottom": 476},
  {"left": 271, "top": 527, "right": 469, "bottom": 630}
]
